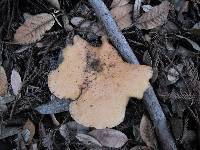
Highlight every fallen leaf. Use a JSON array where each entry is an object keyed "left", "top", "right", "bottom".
[
  {"left": 142, "top": 5, "right": 153, "bottom": 12},
  {"left": 133, "top": 0, "right": 143, "bottom": 19},
  {"left": 0, "top": 66, "right": 8, "bottom": 96},
  {"left": 46, "top": 0, "right": 60, "bottom": 9},
  {"left": 76, "top": 133, "right": 102, "bottom": 147},
  {"left": 89, "top": 129, "right": 128, "bottom": 148},
  {"left": 0, "top": 90, "right": 15, "bottom": 111},
  {"left": 0, "top": 127, "right": 20, "bottom": 140},
  {"left": 167, "top": 64, "right": 183, "bottom": 84},
  {"left": 14, "top": 13, "right": 55, "bottom": 44},
  {"left": 110, "top": 0, "right": 133, "bottom": 29},
  {"left": 48, "top": 36, "right": 152, "bottom": 129},
  {"left": 140, "top": 114, "right": 158, "bottom": 149},
  {"left": 35, "top": 95, "right": 70, "bottom": 114},
  {"left": 176, "top": 35, "right": 200, "bottom": 51},
  {"left": 11, "top": 69, "right": 22, "bottom": 96},
  {"left": 59, "top": 121, "right": 89, "bottom": 139},
  {"left": 71, "top": 17, "right": 85, "bottom": 26},
  {"left": 23, "top": 119, "right": 35, "bottom": 144},
  {"left": 137, "top": 1, "right": 170, "bottom": 30},
  {"left": 66, "top": 121, "right": 89, "bottom": 134},
  {"left": 59, "top": 121, "right": 89, "bottom": 143}
]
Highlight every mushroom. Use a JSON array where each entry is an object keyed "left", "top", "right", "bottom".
[
  {"left": 48, "top": 36, "right": 152, "bottom": 129},
  {"left": 0, "top": 66, "right": 8, "bottom": 96}
]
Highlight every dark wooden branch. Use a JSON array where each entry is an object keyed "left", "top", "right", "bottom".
[{"left": 88, "top": 0, "right": 177, "bottom": 150}]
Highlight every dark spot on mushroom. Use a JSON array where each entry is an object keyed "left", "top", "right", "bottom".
[{"left": 86, "top": 50, "right": 103, "bottom": 73}]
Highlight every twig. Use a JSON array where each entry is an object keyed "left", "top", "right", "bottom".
[
  {"left": 88, "top": 0, "right": 177, "bottom": 150},
  {"left": 50, "top": 114, "right": 60, "bottom": 126}
]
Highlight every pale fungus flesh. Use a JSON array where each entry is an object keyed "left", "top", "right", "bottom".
[{"left": 48, "top": 36, "right": 152, "bottom": 129}]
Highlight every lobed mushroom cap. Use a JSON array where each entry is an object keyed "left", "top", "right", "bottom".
[{"left": 48, "top": 36, "right": 152, "bottom": 129}]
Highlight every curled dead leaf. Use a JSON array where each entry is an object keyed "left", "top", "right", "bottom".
[
  {"left": 23, "top": 119, "right": 35, "bottom": 144},
  {"left": 11, "top": 69, "right": 22, "bottom": 96},
  {"left": 14, "top": 13, "right": 55, "bottom": 44}
]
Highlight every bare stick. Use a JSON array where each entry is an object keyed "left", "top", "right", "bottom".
[{"left": 88, "top": 0, "right": 177, "bottom": 150}]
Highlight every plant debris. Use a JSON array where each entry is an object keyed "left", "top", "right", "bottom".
[
  {"left": 0, "top": 0, "right": 200, "bottom": 149},
  {"left": 137, "top": 1, "right": 171, "bottom": 30},
  {"left": 14, "top": 13, "right": 55, "bottom": 44},
  {"left": 11, "top": 69, "right": 22, "bottom": 96},
  {"left": 110, "top": 0, "right": 133, "bottom": 29},
  {"left": 89, "top": 128, "right": 128, "bottom": 148}
]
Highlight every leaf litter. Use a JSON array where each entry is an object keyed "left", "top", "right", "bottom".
[{"left": 0, "top": 0, "right": 200, "bottom": 149}]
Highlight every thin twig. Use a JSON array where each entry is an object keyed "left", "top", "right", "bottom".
[
  {"left": 88, "top": 0, "right": 177, "bottom": 150},
  {"left": 50, "top": 114, "right": 60, "bottom": 126}
]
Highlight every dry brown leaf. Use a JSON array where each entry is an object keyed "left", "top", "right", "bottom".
[
  {"left": 140, "top": 114, "right": 158, "bottom": 149},
  {"left": 48, "top": 36, "right": 152, "bottom": 129},
  {"left": 23, "top": 119, "right": 35, "bottom": 144},
  {"left": 110, "top": 0, "right": 133, "bottom": 29},
  {"left": 11, "top": 69, "right": 22, "bottom": 96},
  {"left": 0, "top": 66, "right": 8, "bottom": 96},
  {"left": 14, "top": 13, "right": 55, "bottom": 44},
  {"left": 89, "top": 129, "right": 128, "bottom": 148},
  {"left": 137, "top": 1, "right": 170, "bottom": 30},
  {"left": 116, "top": 13, "right": 132, "bottom": 30}
]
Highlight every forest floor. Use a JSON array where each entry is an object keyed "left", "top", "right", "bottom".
[{"left": 0, "top": 0, "right": 200, "bottom": 150}]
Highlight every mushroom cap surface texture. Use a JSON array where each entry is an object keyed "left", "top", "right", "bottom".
[{"left": 48, "top": 36, "right": 152, "bottom": 129}]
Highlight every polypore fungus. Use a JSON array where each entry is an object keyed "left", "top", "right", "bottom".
[{"left": 48, "top": 36, "right": 152, "bottom": 129}]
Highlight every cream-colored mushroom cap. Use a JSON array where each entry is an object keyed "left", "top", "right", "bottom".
[{"left": 48, "top": 36, "right": 152, "bottom": 129}]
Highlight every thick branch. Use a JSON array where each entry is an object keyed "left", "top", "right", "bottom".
[{"left": 88, "top": 0, "right": 177, "bottom": 150}]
